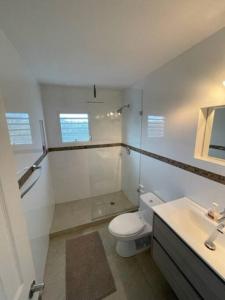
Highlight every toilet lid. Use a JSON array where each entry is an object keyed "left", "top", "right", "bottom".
[{"left": 109, "top": 213, "right": 145, "bottom": 237}]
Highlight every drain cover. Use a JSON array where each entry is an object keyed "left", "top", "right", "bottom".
[{"left": 110, "top": 201, "right": 115, "bottom": 205}]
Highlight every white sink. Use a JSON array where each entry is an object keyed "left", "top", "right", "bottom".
[{"left": 153, "top": 197, "right": 225, "bottom": 281}]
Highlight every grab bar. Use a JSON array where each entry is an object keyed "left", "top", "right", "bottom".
[
  {"left": 21, "top": 164, "right": 42, "bottom": 198},
  {"left": 17, "top": 166, "right": 30, "bottom": 176}
]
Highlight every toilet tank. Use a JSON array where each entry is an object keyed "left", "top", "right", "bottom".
[{"left": 139, "top": 192, "right": 163, "bottom": 223}]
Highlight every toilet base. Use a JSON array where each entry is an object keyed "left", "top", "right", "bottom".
[{"left": 115, "top": 235, "right": 151, "bottom": 257}]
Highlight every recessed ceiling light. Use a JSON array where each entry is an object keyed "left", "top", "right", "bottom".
[{"left": 222, "top": 81, "right": 225, "bottom": 87}]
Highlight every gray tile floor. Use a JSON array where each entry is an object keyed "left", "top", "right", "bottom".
[
  {"left": 51, "top": 191, "right": 136, "bottom": 234},
  {"left": 43, "top": 222, "right": 178, "bottom": 300}
]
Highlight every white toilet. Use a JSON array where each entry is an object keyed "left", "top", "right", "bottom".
[{"left": 108, "top": 192, "right": 163, "bottom": 257}]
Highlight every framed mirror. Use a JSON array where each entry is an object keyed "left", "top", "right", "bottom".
[
  {"left": 208, "top": 107, "right": 225, "bottom": 160},
  {"left": 195, "top": 105, "right": 225, "bottom": 164}
]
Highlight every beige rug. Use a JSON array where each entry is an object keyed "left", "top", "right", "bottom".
[{"left": 66, "top": 231, "right": 116, "bottom": 300}]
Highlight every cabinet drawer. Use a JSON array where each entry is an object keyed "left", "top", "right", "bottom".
[
  {"left": 153, "top": 214, "right": 225, "bottom": 300},
  {"left": 152, "top": 239, "right": 201, "bottom": 300}
]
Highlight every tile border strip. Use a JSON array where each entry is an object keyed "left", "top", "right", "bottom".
[
  {"left": 18, "top": 142, "right": 225, "bottom": 190},
  {"left": 209, "top": 144, "right": 225, "bottom": 152},
  {"left": 48, "top": 143, "right": 122, "bottom": 152},
  {"left": 122, "top": 143, "right": 225, "bottom": 185}
]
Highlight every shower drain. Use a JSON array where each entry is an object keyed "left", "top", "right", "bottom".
[{"left": 110, "top": 201, "right": 115, "bottom": 205}]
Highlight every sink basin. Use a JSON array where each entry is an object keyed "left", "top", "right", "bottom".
[{"left": 153, "top": 197, "right": 225, "bottom": 281}]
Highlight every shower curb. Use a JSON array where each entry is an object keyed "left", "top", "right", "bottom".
[{"left": 49, "top": 206, "right": 138, "bottom": 239}]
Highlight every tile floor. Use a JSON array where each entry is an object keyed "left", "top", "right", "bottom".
[
  {"left": 51, "top": 191, "right": 137, "bottom": 234},
  {"left": 92, "top": 191, "right": 136, "bottom": 220},
  {"left": 43, "top": 221, "right": 178, "bottom": 300}
]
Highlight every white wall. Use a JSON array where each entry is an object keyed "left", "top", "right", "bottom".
[
  {"left": 49, "top": 147, "right": 121, "bottom": 203},
  {"left": 132, "top": 27, "right": 225, "bottom": 209},
  {"left": 0, "top": 30, "right": 55, "bottom": 281},
  {"left": 41, "top": 84, "right": 122, "bottom": 203},
  {"left": 40, "top": 84, "right": 122, "bottom": 147},
  {"left": 122, "top": 88, "right": 143, "bottom": 147}
]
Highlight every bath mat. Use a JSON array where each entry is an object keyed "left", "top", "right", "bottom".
[{"left": 66, "top": 231, "right": 116, "bottom": 300}]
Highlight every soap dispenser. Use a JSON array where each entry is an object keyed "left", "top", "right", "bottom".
[{"left": 208, "top": 202, "right": 220, "bottom": 220}]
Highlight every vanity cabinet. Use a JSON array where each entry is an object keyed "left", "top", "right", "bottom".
[{"left": 152, "top": 214, "right": 225, "bottom": 300}]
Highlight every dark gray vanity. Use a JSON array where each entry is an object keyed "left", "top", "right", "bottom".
[{"left": 152, "top": 213, "right": 225, "bottom": 300}]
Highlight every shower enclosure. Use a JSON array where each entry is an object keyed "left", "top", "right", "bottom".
[
  {"left": 39, "top": 85, "right": 143, "bottom": 235},
  {"left": 91, "top": 88, "right": 143, "bottom": 221}
]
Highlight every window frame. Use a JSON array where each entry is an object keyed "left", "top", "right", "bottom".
[
  {"left": 58, "top": 112, "right": 91, "bottom": 144},
  {"left": 5, "top": 112, "right": 33, "bottom": 147},
  {"left": 147, "top": 115, "right": 165, "bottom": 138}
]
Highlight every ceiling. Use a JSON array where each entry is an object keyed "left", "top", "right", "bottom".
[{"left": 0, "top": 0, "right": 225, "bottom": 87}]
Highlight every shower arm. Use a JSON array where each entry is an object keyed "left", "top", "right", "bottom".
[{"left": 117, "top": 104, "right": 130, "bottom": 114}]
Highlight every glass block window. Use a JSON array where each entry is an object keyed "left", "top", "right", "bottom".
[
  {"left": 6, "top": 112, "right": 32, "bottom": 145},
  {"left": 147, "top": 115, "right": 165, "bottom": 138},
  {"left": 59, "top": 113, "right": 90, "bottom": 143}
]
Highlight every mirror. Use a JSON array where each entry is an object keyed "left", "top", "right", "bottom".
[{"left": 208, "top": 107, "right": 225, "bottom": 160}]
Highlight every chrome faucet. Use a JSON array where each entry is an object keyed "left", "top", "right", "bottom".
[{"left": 204, "top": 223, "right": 225, "bottom": 251}]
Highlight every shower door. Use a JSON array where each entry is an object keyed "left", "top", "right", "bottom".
[{"left": 121, "top": 88, "right": 143, "bottom": 206}]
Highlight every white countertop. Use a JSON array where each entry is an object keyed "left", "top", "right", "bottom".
[{"left": 153, "top": 197, "right": 225, "bottom": 282}]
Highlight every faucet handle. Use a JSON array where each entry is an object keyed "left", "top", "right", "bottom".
[
  {"left": 219, "top": 208, "right": 225, "bottom": 215},
  {"left": 217, "top": 223, "right": 225, "bottom": 234},
  {"left": 212, "top": 202, "right": 219, "bottom": 211},
  {"left": 215, "top": 207, "right": 225, "bottom": 222}
]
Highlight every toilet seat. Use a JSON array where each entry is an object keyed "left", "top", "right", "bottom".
[{"left": 109, "top": 212, "right": 145, "bottom": 238}]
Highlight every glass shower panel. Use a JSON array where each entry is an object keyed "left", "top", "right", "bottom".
[
  {"left": 89, "top": 146, "right": 135, "bottom": 220},
  {"left": 90, "top": 88, "right": 143, "bottom": 221},
  {"left": 121, "top": 88, "right": 143, "bottom": 206}
]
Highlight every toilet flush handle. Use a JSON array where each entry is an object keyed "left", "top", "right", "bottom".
[{"left": 137, "top": 184, "right": 145, "bottom": 194}]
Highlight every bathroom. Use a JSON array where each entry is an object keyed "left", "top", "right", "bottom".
[{"left": 0, "top": 2, "right": 225, "bottom": 300}]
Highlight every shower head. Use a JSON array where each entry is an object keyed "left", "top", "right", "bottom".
[{"left": 117, "top": 104, "right": 130, "bottom": 114}]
